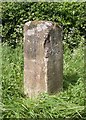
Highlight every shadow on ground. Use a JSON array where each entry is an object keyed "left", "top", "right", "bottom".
[{"left": 63, "top": 72, "right": 80, "bottom": 90}]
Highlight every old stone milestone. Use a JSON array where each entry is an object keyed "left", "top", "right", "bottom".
[{"left": 24, "top": 21, "right": 63, "bottom": 97}]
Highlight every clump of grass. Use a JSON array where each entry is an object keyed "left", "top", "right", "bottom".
[
  {"left": 2, "top": 43, "right": 24, "bottom": 101},
  {"left": 1, "top": 40, "right": 85, "bottom": 119}
]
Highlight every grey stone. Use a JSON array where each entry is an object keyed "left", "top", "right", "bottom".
[{"left": 24, "top": 21, "right": 63, "bottom": 97}]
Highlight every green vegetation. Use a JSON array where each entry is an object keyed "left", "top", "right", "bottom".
[
  {"left": 1, "top": 40, "right": 85, "bottom": 119},
  {"left": 2, "top": 2, "right": 86, "bottom": 49},
  {"left": 1, "top": 2, "right": 86, "bottom": 119}
]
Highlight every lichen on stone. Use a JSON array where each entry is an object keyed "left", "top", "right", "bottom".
[
  {"left": 25, "top": 21, "right": 31, "bottom": 26},
  {"left": 27, "top": 29, "right": 35, "bottom": 36},
  {"left": 45, "top": 22, "right": 52, "bottom": 26},
  {"left": 37, "top": 23, "right": 48, "bottom": 32}
]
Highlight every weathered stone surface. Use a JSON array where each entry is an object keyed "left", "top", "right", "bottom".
[{"left": 24, "top": 21, "right": 63, "bottom": 97}]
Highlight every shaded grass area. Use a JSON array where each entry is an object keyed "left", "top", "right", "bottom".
[{"left": 1, "top": 41, "right": 85, "bottom": 119}]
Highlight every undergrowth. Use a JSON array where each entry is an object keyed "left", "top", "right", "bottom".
[{"left": 1, "top": 39, "right": 85, "bottom": 119}]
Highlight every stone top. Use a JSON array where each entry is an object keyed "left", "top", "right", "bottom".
[{"left": 24, "top": 21, "right": 62, "bottom": 36}]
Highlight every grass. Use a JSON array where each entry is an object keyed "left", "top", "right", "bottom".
[{"left": 1, "top": 40, "right": 85, "bottom": 119}]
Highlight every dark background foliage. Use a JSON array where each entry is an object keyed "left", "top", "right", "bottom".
[{"left": 1, "top": 2, "right": 86, "bottom": 49}]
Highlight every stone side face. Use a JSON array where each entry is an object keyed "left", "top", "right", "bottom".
[{"left": 24, "top": 21, "right": 63, "bottom": 97}]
